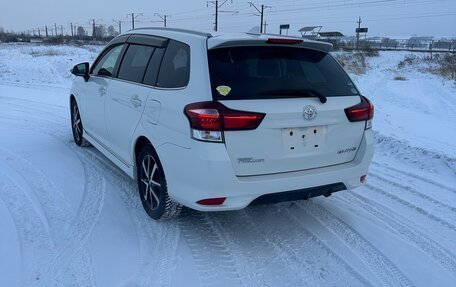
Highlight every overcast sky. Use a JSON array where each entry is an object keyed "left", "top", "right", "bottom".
[{"left": 1, "top": 0, "right": 455, "bottom": 37}]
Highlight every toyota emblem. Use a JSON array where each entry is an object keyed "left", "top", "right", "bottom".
[{"left": 303, "top": 105, "right": 317, "bottom": 121}]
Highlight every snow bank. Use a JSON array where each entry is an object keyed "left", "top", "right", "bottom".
[{"left": 0, "top": 43, "right": 102, "bottom": 88}]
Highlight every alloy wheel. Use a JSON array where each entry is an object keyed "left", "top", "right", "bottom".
[{"left": 140, "top": 154, "right": 162, "bottom": 210}]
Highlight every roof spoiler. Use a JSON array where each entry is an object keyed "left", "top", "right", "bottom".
[{"left": 208, "top": 36, "right": 333, "bottom": 53}]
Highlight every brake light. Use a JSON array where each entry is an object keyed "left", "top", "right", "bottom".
[
  {"left": 266, "top": 38, "right": 303, "bottom": 45},
  {"left": 184, "top": 101, "right": 265, "bottom": 142},
  {"left": 345, "top": 96, "right": 374, "bottom": 123}
]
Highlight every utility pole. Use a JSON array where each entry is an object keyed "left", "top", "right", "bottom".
[
  {"left": 356, "top": 17, "right": 362, "bottom": 49},
  {"left": 207, "top": 0, "right": 235, "bottom": 32},
  {"left": 92, "top": 19, "right": 96, "bottom": 39},
  {"left": 129, "top": 13, "right": 143, "bottom": 29},
  {"left": 248, "top": 2, "right": 271, "bottom": 34},
  {"left": 154, "top": 13, "right": 169, "bottom": 27},
  {"left": 113, "top": 20, "right": 122, "bottom": 34},
  {"left": 263, "top": 21, "right": 268, "bottom": 34}
]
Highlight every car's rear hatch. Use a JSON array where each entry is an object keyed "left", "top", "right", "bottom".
[{"left": 207, "top": 35, "right": 366, "bottom": 176}]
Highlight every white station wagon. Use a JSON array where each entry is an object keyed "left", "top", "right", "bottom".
[{"left": 70, "top": 28, "right": 374, "bottom": 220}]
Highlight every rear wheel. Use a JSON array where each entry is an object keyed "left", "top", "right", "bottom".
[
  {"left": 71, "top": 99, "right": 89, "bottom": 147},
  {"left": 137, "top": 145, "right": 182, "bottom": 220}
]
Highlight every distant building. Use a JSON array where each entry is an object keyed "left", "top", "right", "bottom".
[{"left": 407, "top": 36, "right": 434, "bottom": 48}]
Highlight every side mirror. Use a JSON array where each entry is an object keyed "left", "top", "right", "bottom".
[{"left": 71, "top": 62, "right": 90, "bottom": 81}]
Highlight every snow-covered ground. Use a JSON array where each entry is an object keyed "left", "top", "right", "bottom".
[{"left": 0, "top": 43, "right": 455, "bottom": 287}]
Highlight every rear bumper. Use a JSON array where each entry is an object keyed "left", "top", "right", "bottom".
[
  {"left": 157, "top": 129, "right": 374, "bottom": 211},
  {"left": 250, "top": 183, "right": 346, "bottom": 206}
]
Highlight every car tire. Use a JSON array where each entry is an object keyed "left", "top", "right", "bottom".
[
  {"left": 137, "top": 144, "right": 182, "bottom": 220},
  {"left": 70, "top": 99, "right": 89, "bottom": 147}
]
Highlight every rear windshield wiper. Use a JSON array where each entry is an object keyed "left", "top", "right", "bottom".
[{"left": 259, "top": 89, "right": 327, "bottom": 103}]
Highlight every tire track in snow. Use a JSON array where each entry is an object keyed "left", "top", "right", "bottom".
[
  {"left": 0, "top": 148, "right": 97, "bottom": 287},
  {"left": 220, "top": 205, "right": 371, "bottom": 286},
  {"left": 371, "top": 161, "right": 456, "bottom": 195},
  {"left": 369, "top": 170, "right": 456, "bottom": 214},
  {"left": 208, "top": 213, "right": 266, "bottom": 287},
  {"left": 251, "top": 208, "right": 372, "bottom": 286},
  {"left": 210, "top": 210, "right": 298, "bottom": 287},
  {"left": 1, "top": 100, "right": 69, "bottom": 121},
  {"left": 0, "top": 148, "right": 72, "bottom": 238},
  {"left": 1, "top": 100, "right": 100, "bottom": 286},
  {"left": 341, "top": 192, "right": 456, "bottom": 277},
  {"left": 44, "top": 149, "right": 106, "bottom": 286},
  {"left": 294, "top": 200, "right": 413, "bottom": 287},
  {"left": 0, "top": 174, "right": 54, "bottom": 286},
  {"left": 0, "top": 95, "right": 68, "bottom": 112},
  {"left": 2, "top": 97, "right": 180, "bottom": 287},
  {"left": 178, "top": 210, "right": 244, "bottom": 287},
  {"left": 365, "top": 182, "right": 456, "bottom": 232},
  {"left": 81, "top": 147, "right": 181, "bottom": 287}
]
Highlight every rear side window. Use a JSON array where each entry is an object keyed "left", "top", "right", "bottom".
[
  {"left": 208, "top": 46, "right": 359, "bottom": 100},
  {"left": 156, "top": 40, "right": 190, "bottom": 88},
  {"left": 118, "top": 44, "right": 155, "bottom": 83}
]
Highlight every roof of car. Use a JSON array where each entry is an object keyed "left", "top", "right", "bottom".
[
  {"left": 129, "top": 27, "right": 213, "bottom": 38},
  {"left": 123, "top": 27, "right": 333, "bottom": 53}
]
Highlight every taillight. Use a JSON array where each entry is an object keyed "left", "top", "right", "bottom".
[
  {"left": 184, "top": 101, "right": 265, "bottom": 142},
  {"left": 345, "top": 96, "right": 374, "bottom": 129}
]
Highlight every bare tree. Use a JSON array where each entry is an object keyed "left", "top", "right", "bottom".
[
  {"left": 107, "top": 25, "right": 117, "bottom": 37},
  {"left": 93, "top": 25, "right": 107, "bottom": 39},
  {"left": 77, "top": 26, "right": 86, "bottom": 37},
  {"left": 0, "top": 27, "right": 6, "bottom": 42}
]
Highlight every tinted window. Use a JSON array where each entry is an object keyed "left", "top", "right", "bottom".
[
  {"left": 118, "top": 44, "right": 155, "bottom": 83},
  {"left": 92, "top": 44, "right": 124, "bottom": 77},
  {"left": 208, "top": 46, "right": 359, "bottom": 100},
  {"left": 143, "top": 48, "right": 165, "bottom": 86},
  {"left": 156, "top": 40, "right": 190, "bottom": 88}
]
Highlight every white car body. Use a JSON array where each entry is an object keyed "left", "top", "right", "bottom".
[{"left": 70, "top": 28, "right": 374, "bottom": 212}]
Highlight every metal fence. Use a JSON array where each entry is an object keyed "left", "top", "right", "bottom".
[{"left": 320, "top": 38, "right": 456, "bottom": 53}]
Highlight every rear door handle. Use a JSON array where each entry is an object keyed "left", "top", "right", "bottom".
[{"left": 130, "top": 96, "right": 142, "bottom": 107}]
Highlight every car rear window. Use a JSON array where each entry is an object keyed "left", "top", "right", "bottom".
[
  {"left": 208, "top": 46, "right": 359, "bottom": 100},
  {"left": 156, "top": 40, "right": 190, "bottom": 88}
]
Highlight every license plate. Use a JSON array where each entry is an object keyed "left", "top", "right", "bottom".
[{"left": 282, "top": 127, "right": 327, "bottom": 153}]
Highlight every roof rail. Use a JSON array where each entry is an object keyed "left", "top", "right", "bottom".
[{"left": 128, "top": 27, "right": 212, "bottom": 38}]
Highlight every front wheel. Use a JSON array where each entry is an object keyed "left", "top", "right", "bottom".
[
  {"left": 137, "top": 145, "right": 182, "bottom": 220},
  {"left": 71, "top": 99, "right": 88, "bottom": 147}
]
